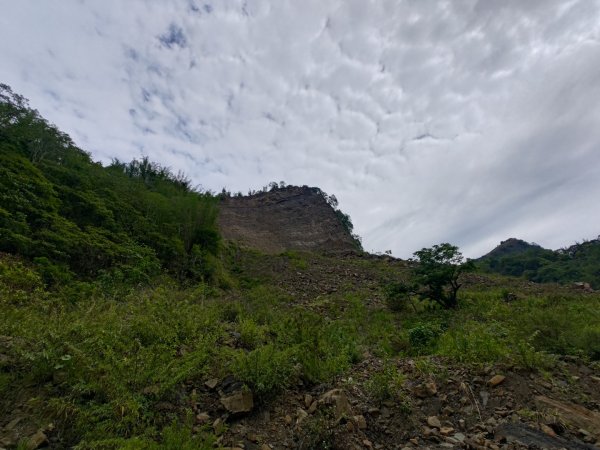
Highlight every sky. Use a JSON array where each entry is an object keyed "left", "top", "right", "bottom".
[{"left": 1, "top": 0, "right": 600, "bottom": 258}]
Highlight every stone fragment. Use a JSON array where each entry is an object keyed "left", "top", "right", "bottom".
[
  {"left": 320, "top": 389, "right": 353, "bottom": 419},
  {"left": 26, "top": 430, "right": 48, "bottom": 450},
  {"left": 205, "top": 378, "right": 219, "bottom": 389},
  {"left": 454, "top": 432, "right": 466, "bottom": 442},
  {"left": 354, "top": 415, "right": 367, "bottom": 430},
  {"left": 440, "top": 426, "right": 454, "bottom": 435},
  {"left": 427, "top": 416, "right": 442, "bottom": 429},
  {"left": 488, "top": 375, "right": 506, "bottom": 387},
  {"left": 480, "top": 390, "right": 489, "bottom": 407},
  {"left": 425, "top": 381, "right": 438, "bottom": 395},
  {"left": 540, "top": 423, "right": 557, "bottom": 437},
  {"left": 296, "top": 408, "right": 308, "bottom": 426},
  {"left": 220, "top": 389, "right": 254, "bottom": 414},
  {"left": 196, "top": 412, "right": 210, "bottom": 424},
  {"left": 304, "top": 394, "right": 313, "bottom": 408},
  {"left": 284, "top": 415, "right": 292, "bottom": 425}
]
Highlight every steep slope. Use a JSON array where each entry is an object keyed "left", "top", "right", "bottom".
[{"left": 218, "top": 186, "right": 361, "bottom": 253}]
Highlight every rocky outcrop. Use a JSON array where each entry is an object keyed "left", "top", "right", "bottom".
[{"left": 217, "top": 186, "right": 359, "bottom": 254}]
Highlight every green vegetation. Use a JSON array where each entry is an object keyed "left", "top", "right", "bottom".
[
  {"left": 0, "top": 83, "right": 220, "bottom": 285},
  {"left": 478, "top": 237, "right": 600, "bottom": 289},
  {"left": 410, "top": 243, "right": 475, "bottom": 309}
]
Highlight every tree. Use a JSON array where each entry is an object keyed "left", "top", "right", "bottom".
[{"left": 411, "top": 243, "right": 474, "bottom": 309}]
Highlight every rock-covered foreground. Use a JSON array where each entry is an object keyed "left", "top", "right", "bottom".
[{"left": 177, "top": 356, "right": 600, "bottom": 450}]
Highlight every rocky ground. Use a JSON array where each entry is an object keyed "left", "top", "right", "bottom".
[{"left": 177, "top": 353, "right": 600, "bottom": 450}]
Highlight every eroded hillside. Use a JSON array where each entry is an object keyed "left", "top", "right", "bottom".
[{"left": 218, "top": 186, "right": 360, "bottom": 254}]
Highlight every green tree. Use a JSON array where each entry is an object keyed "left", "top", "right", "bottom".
[{"left": 411, "top": 243, "right": 474, "bottom": 309}]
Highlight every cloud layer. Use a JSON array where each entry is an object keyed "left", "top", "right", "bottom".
[{"left": 2, "top": 0, "right": 600, "bottom": 257}]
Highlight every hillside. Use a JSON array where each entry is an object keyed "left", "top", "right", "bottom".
[
  {"left": 478, "top": 237, "right": 600, "bottom": 289},
  {"left": 218, "top": 186, "right": 361, "bottom": 254}
]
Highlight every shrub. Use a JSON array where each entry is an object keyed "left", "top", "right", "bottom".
[
  {"left": 437, "top": 321, "right": 508, "bottom": 363},
  {"left": 408, "top": 324, "right": 440, "bottom": 352},
  {"left": 234, "top": 345, "right": 296, "bottom": 402},
  {"left": 384, "top": 281, "right": 413, "bottom": 312}
]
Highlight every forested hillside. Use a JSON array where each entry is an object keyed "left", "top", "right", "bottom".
[
  {"left": 0, "top": 84, "right": 220, "bottom": 285},
  {"left": 478, "top": 237, "right": 600, "bottom": 289}
]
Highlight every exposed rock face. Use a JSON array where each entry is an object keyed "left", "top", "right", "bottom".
[{"left": 218, "top": 186, "right": 359, "bottom": 253}]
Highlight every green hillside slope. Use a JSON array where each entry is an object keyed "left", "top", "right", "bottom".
[
  {"left": 478, "top": 237, "right": 600, "bottom": 289},
  {"left": 0, "top": 84, "right": 220, "bottom": 285}
]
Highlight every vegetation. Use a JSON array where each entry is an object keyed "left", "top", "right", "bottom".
[
  {"left": 410, "top": 243, "right": 474, "bottom": 309},
  {"left": 478, "top": 237, "right": 600, "bottom": 289},
  {"left": 0, "top": 83, "right": 220, "bottom": 285}
]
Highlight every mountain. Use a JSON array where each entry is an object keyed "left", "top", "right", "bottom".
[
  {"left": 477, "top": 238, "right": 546, "bottom": 260},
  {"left": 218, "top": 186, "right": 362, "bottom": 254},
  {"left": 478, "top": 237, "right": 600, "bottom": 289}
]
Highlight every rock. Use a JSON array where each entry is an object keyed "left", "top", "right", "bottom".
[
  {"left": 425, "top": 381, "right": 438, "bottom": 396},
  {"left": 247, "top": 432, "right": 259, "bottom": 443},
  {"left": 196, "top": 412, "right": 210, "bottom": 423},
  {"left": 362, "top": 438, "right": 373, "bottom": 448},
  {"left": 213, "top": 417, "right": 224, "bottom": 432},
  {"left": 541, "top": 423, "right": 557, "bottom": 437},
  {"left": 488, "top": 375, "right": 506, "bottom": 387},
  {"left": 205, "top": 378, "right": 219, "bottom": 390},
  {"left": 440, "top": 426, "right": 454, "bottom": 435},
  {"left": 26, "top": 430, "right": 47, "bottom": 450},
  {"left": 354, "top": 415, "right": 367, "bottom": 430},
  {"left": 304, "top": 394, "right": 313, "bottom": 408},
  {"left": 308, "top": 400, "right": 318, "bottom": 414},
  {"left": 427, "top": 416, "right": 442, "bottom": 429},
  {"left": 320, "top": 389, "right": 353, "bottom": 419},
  {"left": 284, "top": 415, "right": 293, "bottom": 425},
  {"left": 296, "top": 408, "right": 308, "bottom": 426},
  {"left": 495, "top": 423, "right": 597, "bottom": 450},
  {"left": 480, "top": 390, "right": 489, "bottom": 407},
  {"left": 220, "top": 388, "right": 254, "bottom": 414},
  {"left": 535, "top": 395, "right": 600, "bottom": 439},
  {"left": 261, "top": 445, "right": 271, "bottom": 450},
  {"left": 454, "top": 433, "right": 466, "bottom": 442}
]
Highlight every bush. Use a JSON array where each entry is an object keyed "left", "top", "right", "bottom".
[
  {"left": 437, "top": 321, "right": 508, "bottom": 363},
  {"left": 408, "top": 324, "right": 440, "bottom": 352},
  {"left": 234, "top": 345, "right": 296, "bottom": 402},
  {"left": 384, "top": 281, "right": 413, "bottom": 312}
]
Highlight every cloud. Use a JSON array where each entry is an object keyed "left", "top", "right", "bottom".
[{"left": 1, "top": 0, "right": 600, "bottom": 257}]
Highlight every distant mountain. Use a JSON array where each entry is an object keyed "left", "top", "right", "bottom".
[
  {"left": 477, "top": 237, "right": 600, "bottom": 289},
  {"left": 478, "top": 238, "right": 547, "bottom": 260}
]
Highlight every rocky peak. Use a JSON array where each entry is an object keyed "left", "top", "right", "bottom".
[{"left": 217, "top": 185, "right": 360, "bottom": 253}]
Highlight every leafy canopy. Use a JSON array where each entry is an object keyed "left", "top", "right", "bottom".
[{"left": 411, "top": 243, "right": 474, "bottom": 309}]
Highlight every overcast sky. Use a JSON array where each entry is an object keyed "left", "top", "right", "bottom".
[{"left": 1, "top": 0, "right": 600, "bottom": 258}]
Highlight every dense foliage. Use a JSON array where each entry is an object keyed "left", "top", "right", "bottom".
[
  {"left": 478, "top": 237, "right": 600, "bottom": 289},
  {"left": 410, "top": 243, "right": 474, "bottom": 309},
  {"left": 0, "top": 84, "right": 220, "bottom": 285}
]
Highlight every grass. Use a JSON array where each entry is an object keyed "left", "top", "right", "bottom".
[{"left": 2, "top": 250, "right": 599, "bottom": 447}]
